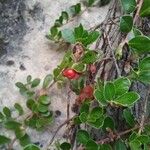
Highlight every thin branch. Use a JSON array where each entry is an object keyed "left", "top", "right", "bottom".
[
  {"left": 8, "top": 138, "right": 17, "bottom": 150},
  {"left": 46, "top": 117, "right": 74, "bottom": 149},
  {"left": 105, "top": 32, "right": 121, "bottom": 77}
]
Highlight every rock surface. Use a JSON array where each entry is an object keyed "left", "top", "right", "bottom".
[{"left": 0, "top": 0, "right": 109, "bottom": 149}]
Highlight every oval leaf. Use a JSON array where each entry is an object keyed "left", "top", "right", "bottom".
[
  {"left": 23, "top": 144, "right": 40, "bottom": 150},
  {"left": 113, "top": 92, "right": 140, "bottom": 107},
  {"left": 128, "top": 36, "right": 150, "bottom": 54}
]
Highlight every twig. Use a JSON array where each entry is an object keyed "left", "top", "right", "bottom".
[
  {"left": 97, "top": 125, "right": 139, "bottom": 144},
  {"left": 8, "top": 138, "right": 16, "bottom": 150},
  {"left": 105, "top": 32, "right": 121, "bottom": 77},
  {"left": 138, "top": 90, "right": 150, "bottom": 134},
  {"left": 46, "top": 117, "right": 74, "bottom": 149}
]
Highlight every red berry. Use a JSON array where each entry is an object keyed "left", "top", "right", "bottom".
[
  {"left": 62, "top": 69, "right": 77, "bottom": 79},
  {"left": 81, "top": 85, "right": 94, "bottom": 98}
]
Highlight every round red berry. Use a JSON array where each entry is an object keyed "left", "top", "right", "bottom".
[{"left": 62, "top": 69, "right": 77, "bottom": 79}]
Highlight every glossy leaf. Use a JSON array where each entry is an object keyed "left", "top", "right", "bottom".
[
  {"left": 128, "top": 36, "right": 150, "bottom": 54},
  {"left": 123, "top": 108, "right": 135, "bottom": 127},
  {"left": 114, "top": 77, "right": 131, "bottom": 96},
  {"left": 121, "top": 0, "right": 136, "bottom": 13},
  {"left": 120, "top": 15, "right": 133, "bottom": 33},
  {"left": 129, "top": 139, "right": 141, "bottom": 150},
  {"left": 61, "top": 11, "right": 69, "bottom": 21},
  {"left": 79, "top": 112, "right": 88, "bottom": 122},
  {"left": 140, "top": 0, "right": 150, "bottom": 17},
  {"left": 89, "top": 107, "right": 103, "bottom": 120},
  {"left": 23, "top": 144, "right": 40, "bottom": 150},
  {"left": 31, "top": 78, "right": 40, "bottom": 88},
  {"left": 114, "top": 140, "right": 127, "bottom": 150},
  {"left": 15, "top": 128, "right": 26, "bottom": 139},
  {"left": 94, "top": 89, "right": 107, "bottom": 106},
  {"left": 72, "top": 63, "right": 86, "bottom": 73},
  {"left": 102, "top": 117, "right": 115, "bottom": 131},
  {"left": 138, "top": 70, "right": 150, "bottom": 84},
  {"left": 0, "top": 135, "right": 11, "bottom": 145},
  {"left": 139, "top": 57, "right": 150, "bottom": 71},
  {"left": 76, "top": 130, "right": 90, "bottom": 145},
  {"left": 113, "top": 92, "right": 140, "bottom": 107},
  {"left": 37, "top": 104, "right": 48, "bottom": 113},
  {"left": 50, "top": 26, "right": 58, "bottom": 37},
  {"left": 4, "top": 120, "right": 22, "bottom": 130},
  {"left": 43, "top": 74, "right": 53, "bottom": 88},
  {"left": 104, "top": 82, "right": 115, "bottom": 101},
  {"left": 3, "top": 107, "right": 11, "bottom": 118},
  {"left": 60, "top": 142, "right": 71, "bottom": 150},
  {"left": 100, "top": 144, "right": 112, "bottom": 150},
  {"left": 26, "top": 99, "right": 35, "bottom": 110},
  {"left": 82, "top": 51, "right": 98, "bottom": 64},
  {"left": 27, "top": 75, "right": 32, "bottom": 83},
  {"left": 74, "top": 24, "right": 84, "bottom": 40},
  {"left": 85, "top": 140, "right": 99, "bottom": 150},
  {"left": 88, "top": 0, "right": 96, "bottom": 6},
  {"left": 38, "top": 95, "right": 50, "bottom": 105},
  {"left": 61, "top": 29, "right": 76, "bottom": 44},
  {"left": 14, "top": 103, "right": 24, "bottom": 115},
  {"left": 19, "top": 134, "right": 31, "bottom": 147}
]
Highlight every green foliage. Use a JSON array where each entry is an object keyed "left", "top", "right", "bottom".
[
  {"left": 140, "top": 0, "right": 150, "bottom": 17},
  {"left": 23, "top": 144, "right": 40, "bottom": 150},
  {"left": 43, "top": 74, "right": 53, "bottom": 88},
  {"left": 14, "top": 103, "right": 24, "bottom": 115},
  {"left": 121, "top": 0, "right": 136, "bottom": 13},
  {"left": 128, "top": 36, "right": 150, "bottom": 54},
  {"left": 60, "top": 142, "right": 71, "bottom": 150},
  {"left": 0, "top": 135, "right": 11, "bottom": 145},
  {"left": 120, "top": 15, "right": 133, "bottom": 33}
]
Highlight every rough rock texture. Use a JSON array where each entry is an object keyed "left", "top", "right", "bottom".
[{"left": 0, "top": 0, "right": 109, "bottom": 149}]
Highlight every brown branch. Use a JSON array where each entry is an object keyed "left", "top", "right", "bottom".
[
  {"left": 46, "top": 117, "right": 74, "bottom": 149},
  {"left": 97, "top": 125, "right": 139, "bottom": 144},
  {"left": 8, "top": 138, "right": 17, "bottom": 150}
]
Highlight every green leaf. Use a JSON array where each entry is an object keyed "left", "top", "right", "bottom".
[
  {"left": 113, "top": 92, "right": 140, "bottom": 107},
  {"left": 121, "top": 0, "right": 136, "bottom": 13},
  {"left": 72, "top": 63, "right": 86, "bottom": 73},
  {"left": 87, "top": 115, "right": 105, "bottom": 129},
  {"left": 4, "top": 120, "right": 22, "bottom": 130},
  {"left": 94, "top": 89, "right": 107, "bottom": 106},
  {"left": 76, "top": 130, "right": 90, "bottom": 145},
  {"left": 60, "top": 142, "right": 71, "bottom": 150},
  {"left": 14, "top": 103, "right": 24, "bottom": 115},
  {"left": 54, "top": 19, "right": 62, "bottom": 27},
  {"left": 104, "top": 82, "right": 115, "bottom": 101},
  {"left": 26, "top": 99, "right": 35, "bottom": 110},
  {"left": 31, "top": 78, "right": 40, "bottom": 88},
  {"left": 88, "top": 0, "right": 96, "bottom": 6},
  {"left": 61, "top": 11, "right": 69, "bottom": 21},
  {"left": 37, "top": 104, "right": 48, "bottom": 113},
  {"left": 140, "top": 0, "right": 150, "bottom": 17},
  {"left": 86, "top": 31, "right": 100, "bottom": 45},
  {"left": 80, "top": 102, "right": 90, "bottom": 114},
  {"left": 89, "top": 107, "right": 103, "bottom": 120},
  {"left": 61, "top": 29, "right": 76, "bottom": 44},
  {"left": 74, "top": 24, "right": 84, "bottom": 40},
  {"left": 128, "top": 36, "right": 150, "bottom": 54},
  {"left": 138, "top": 70, "right": 150, "bottom": 84},
  {"left": 100, "top": 144, "right": 112, "bottom": 150},
  {"left": 79, "top": 112, "right": 88, "bottom": 122},
  {"left": 0, "top": 135, "right": 11, "bottom": 145},
  {"left": 120, "top": 15, "right": 133, "bottom": 33},
  {"left": 0, "top": 112, "right": 4, "bottom": 122},
  {"left": 74, "top": 3, "right": 81, "bottom": 14},
  {"left": 85, "top": 140, "right": 99, "bottom": 150},
  {"left": 137, "top": 135, "right": 150, "bottom": 144},
  {"left": 15, "top": 82, "right": 27, "bottom": 91},
  {"left": 133, "top": 28, "right": 143, "bottom": 36},
  {"left": 3, "top": 107, "right": 11, "bottom": 118},
  {"left": 43, "top": 74, "right": 53, "bottom": 88},
  {"left": 23, "top": 144, "right": 40, "bottom": 150},
  {"left": 129, "top": 139, "right": 141, "bottom": 150},
  {"left": 38, "top": 95, "right": 50, "bottom": 105},
  {"left": 114, "top": 140, "right": 127, "bottom": 150},
  {"left": 139, "top": 57, "right": 150, "bottom": 71},
  {"left": 19, "top": 134, "right": 31, "bottom": 147},
  {"left": 114, "top": 77, "right": 131, "bottom": 96},
  {"left": 50, "top": 26, "right": 58, "bottom": 37},
  {"left": 27, "top": 75, "right": 32, "bottom": 83},
  {"left": 123, "top": 108, "right": 135, "bottom": 127},
  {"left": 102, "top": 117, "right": 115, "bottom": 131},
  {"left": 82, "top": 51, "right": 98, "bottom": 64},
  {"left": 15, "top": 128, "right": 26, "bottom": 139}
]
